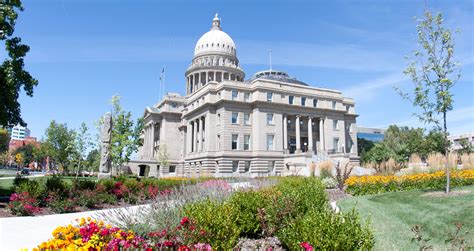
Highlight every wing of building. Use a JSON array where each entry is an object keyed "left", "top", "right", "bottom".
[{"left": 128, "top": 14, "right": 359, "bottom": 177}]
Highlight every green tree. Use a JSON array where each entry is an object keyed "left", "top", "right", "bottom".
[
  {"left": 70, "top": 122, "right": 93, "bottom": 177},
  {"left": 85, "top": 148, "right": 100, "bottom": 172},
  {"left": 107, "top": 95, "right": 143, "bottom": 173},
  {"left": 457, "top": 138, "right": 473, "bottom": 155},
  {"left": 0, "top": 1, "right": 38, "bottom": 127},
  {"left": 357, "top": 137, "right": 375, "bottom": 163},
  {"left": 0, "top": 128, "right": 10, "bottom": 153},
  {"left": 13, "top": 144, "right": 35, "bottom": 166},
  {"left": 396, "top": 11, "right": 461, "bottom": 193},
  {"left": 43, "top": 120, "right": 76, "bottom": 170}
]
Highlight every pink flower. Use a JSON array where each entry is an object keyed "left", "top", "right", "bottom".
[{"left": 300, "top": 242, "right": 314, "bottom": 251}]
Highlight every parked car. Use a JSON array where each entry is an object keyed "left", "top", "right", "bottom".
[{"left": 20, "top": 168, "right": 30, "bottom": 175}]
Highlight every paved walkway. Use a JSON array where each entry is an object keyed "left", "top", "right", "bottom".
[
  {"left": 0, "top": 204, "right": 149, "bottom": 250},
  {"left": 0, "top": 174, "right": 45, "bottom": 180}
]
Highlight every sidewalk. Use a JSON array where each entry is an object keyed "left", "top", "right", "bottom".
[{"left": 0, "top": 204, "right": 149, "bottom": 250}]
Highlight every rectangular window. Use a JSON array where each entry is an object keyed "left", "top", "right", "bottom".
[
  {"left": 268, "top": 160, "right": 276, "bottom": 172},
  {"left": 244, "top": 113, "right": 251, "bottom": 125},
  {"left": 232, "top": 161, "right": 239, "bottom": 172},
  {"left": 267, "top": 91, "right": 273, "bottom": 102},
  {"left": 332, "top": 101, "right": 337, "bottom": 109},
  {"left": 333, "top": 138, "right": 339, "bottom": 151},
  {"left": 346, "top": 105, "right": 350, "bottom": 112},
  {"left": 301, "top": 97, "right": 306, "bottom": 106},
  {"left": 169, "top": 166, "right": 176, "bottom": 173},
  {"left": 217, "top": 134, "right": 221, "bottom": 150},
  {"left": 333, "top": 120, "right": 338, "bottom": 130},
  {"left": 289, "top": 95, "right": 294, "bottom": 105},
  {"left": 313, "top": 99, "right": 318, "bottom": 107},
  {"left": 217, "top": 113, "right": 220, "bottom": 125},
  {"left": 244, "top": 92, "right": 250, "bottom": 102},
  {"left": 244, "top": 161, "right": 251, "bottom": 173},
  {"left": 244, "top": 135, "right": 251, "bottom": 150},
  {"left": 231, "top": 112, "right": 238, "bottom": 124},
  {"left": 267, "top": 113, "right": 274, "bottom": 125},
  {"left": 232, "top": 134, "right": 238, "bottom": 150},
  {"left": 266, "top": 134, "right": 274, "bottom": 150},
  {"left": 232, "top": 90, "right": 238, "bottom": 100}
]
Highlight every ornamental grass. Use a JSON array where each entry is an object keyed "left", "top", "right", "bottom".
[{"left": 345, "top": 170, "right": 474, "bottom": 195}]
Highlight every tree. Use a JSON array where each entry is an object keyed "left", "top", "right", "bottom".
[
  {"left": 70, "top": 122, "right": 93, "bottom": 178},
  {"left": 357, "top": 137, "right": 375, "bottom": 163},
  {"left": 13, "top": 144, "right": 35, "bottom": 166},
  {"left": 107, "top": 95, "right": 143, "bottom": 172},
  {"left": 85, "top": 148, "right": 100, "bottom": 172},
  {"left": 43, "top": 120, "right": 76, "bottom": 170},
  {"left": 396, "top": 11, "right": 461, "bottom": 193},
  {"left": 157, "top": 143, "right": 169, "bottom": 170},
  {"left": 0, "top": 1, "right": 38, "bottom": 127},
  {"left": 0, "top": 128, "right": 10, "bottom": 153},
  {"left": 457, "top": 138, "right": 473, "bottom": 155}
]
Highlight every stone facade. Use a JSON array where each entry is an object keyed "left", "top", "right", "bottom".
[{"left": 128, "top": 14, "right": 359, "bottom": 177}]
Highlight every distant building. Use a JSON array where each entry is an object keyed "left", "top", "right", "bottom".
[
  {"left": 7, "top": 124, "right": 31, "bottom": 140},
  {"left": 356, "top": 126, "right": 385, "bottom": 142},
  {"left": 9, "top": 136, "right": 39, "bottom": 152},
  {"left": 449, "top": 132, "right": 474, "bottom": 151}
]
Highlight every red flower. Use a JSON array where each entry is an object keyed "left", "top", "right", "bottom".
[{"left": 180, "top": 217, "right": 190, "bottom": 226}]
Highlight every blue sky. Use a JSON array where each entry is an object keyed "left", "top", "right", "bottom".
[{"left": 10, "top": 0, "right": 474, "bottom": 139}]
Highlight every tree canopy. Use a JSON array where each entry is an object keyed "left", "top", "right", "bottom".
[
  {"left": 0, "top": 0, "right": 38, "bottom": 127},
  {"left": 42, "top": 120, "right": 76, "bottom": 169}
]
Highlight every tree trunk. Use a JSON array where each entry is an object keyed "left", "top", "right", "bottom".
[{"left": 444, "top": 111, "right": 450, "bottom": 193}]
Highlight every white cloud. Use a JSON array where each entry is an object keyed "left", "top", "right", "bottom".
[{"left": 341, "top": 72, "right": 409, "bottom": 102}]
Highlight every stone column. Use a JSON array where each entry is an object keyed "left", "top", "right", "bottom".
[
  {"left": 308, "top": 117, "right": 313, "bottom": 153},
  {"left": 319, "top": 118, "right": 325, "bottom": 151},
  {"left": 150, "top": 123, "right": 155, "bottom": 157},
  {"left": 295, "top": 115, "right": 301, "bottom": 153},
  {"left": 283, "top": 114, "right": 288, "bottom": 152},
  {"left": 193, "top": 119, "right": 198, "bottom": 152},
  {"left": 200, "top": 116, "right": 204, "bottom": 151},
  {"left": 143, "top": 126, "right": 149, "bottom": 158},
  {"left": 187, "top": 122, "right": 192, "bottom": 154}
]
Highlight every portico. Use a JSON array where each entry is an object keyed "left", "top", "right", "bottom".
[{"left": 283, "top": 115, "right": 325, "bottom": 155}]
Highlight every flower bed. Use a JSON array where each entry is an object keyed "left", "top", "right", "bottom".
[
  {"left": 5, "top": 176, "right": 194, "bottom": 216},
  {"left": 35, "top": 217, "right": 212, "bottom": 250},
  {"left": 345, "top": 170, "right": 474, "bottom": 195},
  {"left": 41, "top": 177, "right": 373, "bottom": 250}
]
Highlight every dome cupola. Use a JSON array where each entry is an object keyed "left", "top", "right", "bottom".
[{"left": 185, "top": 14, "right": 245, "bottom": 95}]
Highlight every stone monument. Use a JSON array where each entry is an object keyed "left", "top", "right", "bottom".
[{"left": 98, "top": 112, "right": 112, "bottom": 178}]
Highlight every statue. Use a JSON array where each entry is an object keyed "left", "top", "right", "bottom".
[{"left": 99, "top": 112, "right": 112, "bottom": 178}]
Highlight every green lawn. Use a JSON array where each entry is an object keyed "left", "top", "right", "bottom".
[{"left": 338, "top": 186, "right": 474, "bottom": 250}]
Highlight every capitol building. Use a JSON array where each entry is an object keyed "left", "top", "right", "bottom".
[{"left": 128, "top": 14, "right": 359, "bottom": 177}]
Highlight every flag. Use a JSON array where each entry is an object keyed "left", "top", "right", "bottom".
[{"left": 159, "top": 68, "right": 165, "bottom": 80}]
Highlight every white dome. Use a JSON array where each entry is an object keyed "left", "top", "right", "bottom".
[{"left": 194, "top": 14, "right": 237, "bottom": 57}]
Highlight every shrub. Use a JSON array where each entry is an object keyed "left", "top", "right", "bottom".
[
  {"left": 8, "top": 192, "right": 41, "bottom": 216},
  {"left": 97, "top": 178, "right": 116, "bottom": 193},
  {"left": 275, "top": 177, "right": 328, "bottom": 214},
  {"left": 95, "top": 192, "right": 117, "bottom": 205},
  {"left": 183, "top": 199, "right": 242, "bottom": 250},
  {"left": 72, "top": 179, "right": 97, "bottom": 190},
  {"left": 13, "top": 175, "right": 28, "bottom": 187},
  {"left": 227, "top": 190, "right": 266, "bottom": 238},
  {"left": 47, "top": 194, "right": 76, "bottom": 213},
  {"left": 45, "top": 176, "right": 69, "bottom": 198},
  {"left": 321, "top": 177, "right": 338, "bottom": 189},
  {"left": 75, "top": 190, "right": 99, "bottom": 208},
  {"left": 14, "top": 179, "right": 45, "bottom": 201},
  {"left": 278, "top": 208, "right": 374, "bottom": 250}
]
